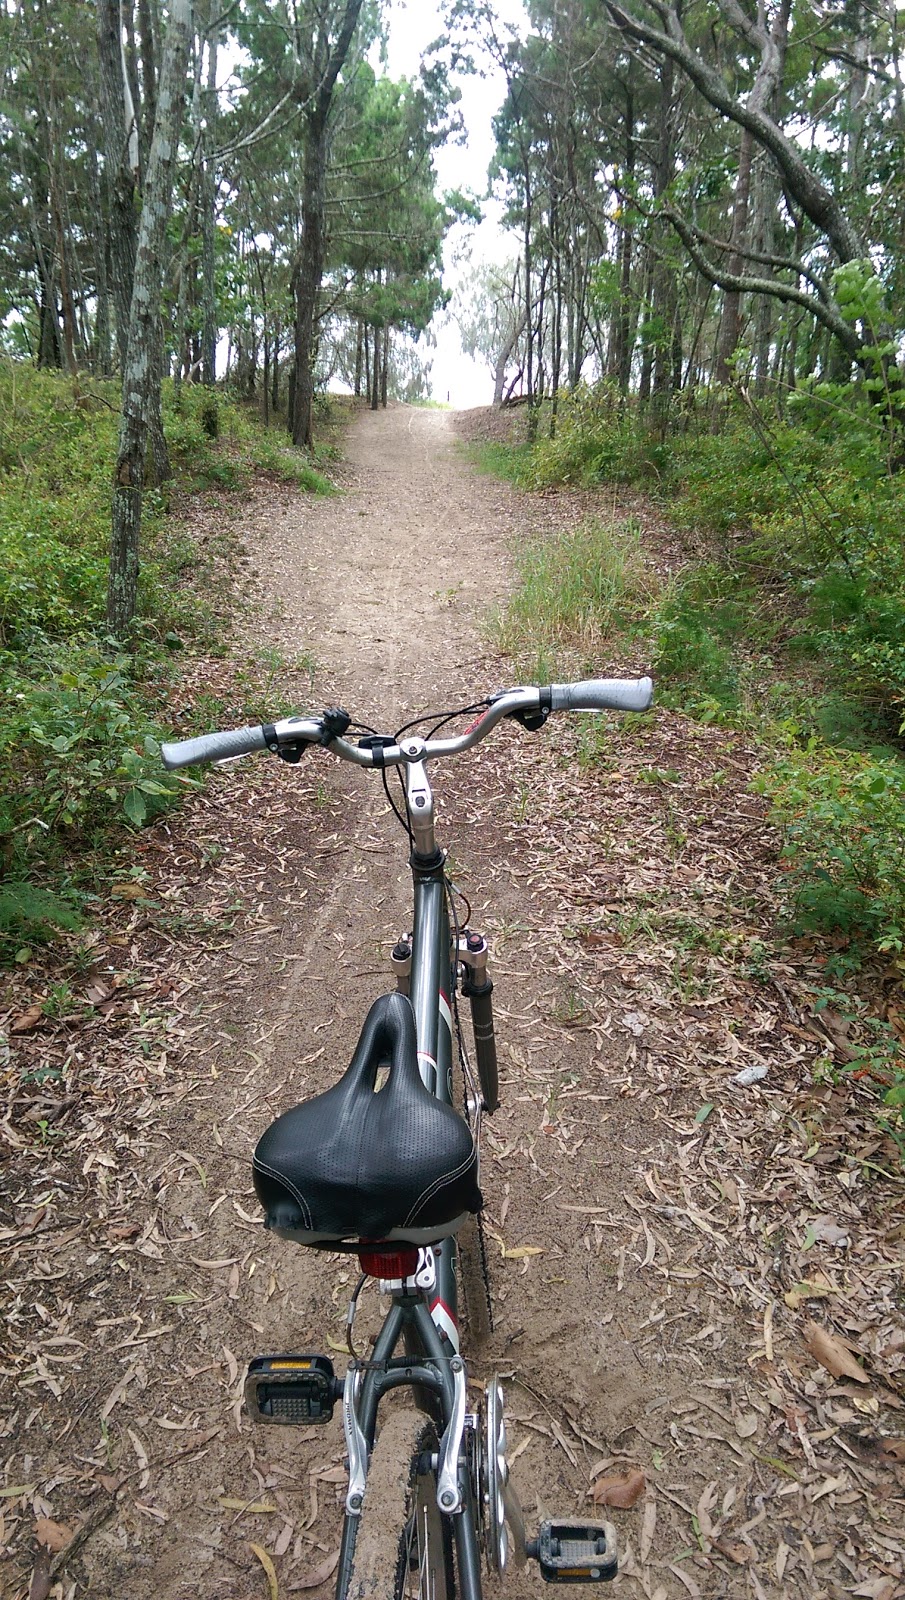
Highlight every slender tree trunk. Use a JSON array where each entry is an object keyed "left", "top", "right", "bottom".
[
  {"left": 650, "top": 57, "right": 678, "bottom": 427},
  {"left": 107, "top": 0, "right": 192, "bottom": 637},
  {"left": 354, "top": 318, "right": 363, "bottom": 396},
  {"left": 715, "top": 125, "right": 755, "bottom": 384},
  {"left": 97, "top": 0, "right": 139, "bottom": 369},
  {"left": 272, "top": 320, "right": 281, "bottom": 411},
  {"left": 293, "top": 113, "right": 328, "bottom": 447},
  {"left": 88, "top": 139, "right": 113, "bottom": 374},
  {"left": 201, "top": 21, "right": 219, "bottom": 385},
  {"left": 613, "top": 83, "right": 635, "bottom": 392},
  {"left": 291, "top": 0, "right": 364, "bottom": 448},
  {"left": 380, "top": 324, "right": 389, "bottom": 407}
]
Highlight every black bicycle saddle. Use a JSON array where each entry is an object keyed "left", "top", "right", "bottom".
[{"left": 252, "top": 992, "right": 482, "bottom": 1248}]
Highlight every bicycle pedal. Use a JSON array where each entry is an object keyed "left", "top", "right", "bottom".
[
  {"left": 530, "top": 1520, "right": 618, "bottom": 1583},
  {"left": 244, "top": 1354, "right": 339, "bottom": 1425}
]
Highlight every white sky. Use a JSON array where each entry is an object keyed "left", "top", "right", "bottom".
[{"left": 383, "top": 0, "right": 526, "bottom": 406}]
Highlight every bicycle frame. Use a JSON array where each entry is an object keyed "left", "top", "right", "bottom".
[
  {"left": 161, "top": 679, "right": 653, "bottom": 1595},
  {"left": 332, "top": 749, "right": 485, "bottom": 1598}
]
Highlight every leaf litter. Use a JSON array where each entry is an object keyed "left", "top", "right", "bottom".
[{"left": 1, "top": 414, "right": 903, "bottom": 1600}]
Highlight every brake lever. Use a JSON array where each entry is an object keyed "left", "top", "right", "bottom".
[{"left": 509, "top": 706, "right": 549, "bottom": 733}]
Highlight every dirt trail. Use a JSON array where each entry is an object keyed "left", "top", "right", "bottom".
[{"left": 4, "top": 405, "right": 903, "bottom": 1600}]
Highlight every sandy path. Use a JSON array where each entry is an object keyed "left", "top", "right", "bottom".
[{"left": 7, "top": 405, "right": 899, "bottom": 1600}]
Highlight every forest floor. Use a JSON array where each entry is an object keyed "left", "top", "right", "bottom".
[{"left": 2, "top": 403, "right": 904, "bottom": 1600}]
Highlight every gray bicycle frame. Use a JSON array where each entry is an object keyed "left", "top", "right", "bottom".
[
  {"left": 159, "top": 678, "right": 655, "bottom": 1599},
  {"left": 333, "top": 748, "right": 484, "bottom": 1600}
]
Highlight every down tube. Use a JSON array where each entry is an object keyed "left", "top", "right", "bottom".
[{"left": 410, "top": 868, "right": 459, "bottom": 1337}]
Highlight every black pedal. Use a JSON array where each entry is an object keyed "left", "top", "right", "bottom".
[
  {"left": 244, "top": 1355, "right": 338, "bottom": 1425},
  {"left": 531, "top": 1520, "right": 618, "bottom": 1583}
]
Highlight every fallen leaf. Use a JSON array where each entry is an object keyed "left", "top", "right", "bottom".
[
  {"left": 218, "top": 1497, "right": 277, "bottom": 1513},
  {"left": 713, "top": 1537, "right": 750, "bottom": 1565},
  {"left": 11, "top": 1003, "right": 44, "bottom": 1034},
  {"left": 590, "top": 1469, "right": 646, "bottom": 1508},
  {"left": 249, "top": 1541, "right": 279, "bottom": 1600},
  {"left": 34, "top": 1517, "right": 72, "bottom": 1552},
  {"left": 287, "top": 1549, "right": 340, "bottom": 1591},
  {"left": 810, "top": 1215, "right": 850, "bottom": 1248},
  {"left": 803, "top": 1321, "right": 869, "bottom": 1384},
  {"left": 502, "top": 1246, "right": 544, "bottom": 1260},
  {"left": 784, "top": 1279, "right": 834, "bottom": 1310},
  {"left": 640, "top": 1494, "right": 656, "bottom": 1563},
  {"left": 878, "top": 1437, "right": 905, "bottom": 1463},
  {"left": 734, "top": 1414, "right": 759, "bottom": 1439},
  {"left": 85, "top": 979, "right": 116, "bottom": 1005}
]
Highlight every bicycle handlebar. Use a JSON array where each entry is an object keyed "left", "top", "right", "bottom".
[
  {"left": 550, "top": 677, "right": 652, "bottom": 713},
  {"left": 160, "top": 676, "right": 653, "bottom": 772}
]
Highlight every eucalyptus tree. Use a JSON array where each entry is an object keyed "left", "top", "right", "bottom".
[
  {"left": 328, "top": 63, "right": 460, "bottom": 404},
  {"left": 107, "top": 0, "right": 193, "bottom": 636}
]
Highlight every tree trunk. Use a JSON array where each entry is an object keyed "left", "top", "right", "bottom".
[
  {"left": 293, "top": 113, "right": 328, "bottom": 447},
  {"left": 356, "top": 315, "right": 367, "bottom": 396},
  {"left": 201, "top": 21, "right": 219, "bottom": 385},
  {"left": 97, "top": 0, "right": 139, "bottom": 370},
  {"left": 107, "top": 0, "right": 192, "bottom": 637},
  {"left": 291, "top": 0, "right": 365, "bottom": 448},
  {"left": 715, "top": 125, "right": 755, "bottom": 384}
]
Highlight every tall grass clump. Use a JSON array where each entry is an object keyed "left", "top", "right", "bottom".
[{"left": 498, "top": 515, "right": 653, "bottom": 672}]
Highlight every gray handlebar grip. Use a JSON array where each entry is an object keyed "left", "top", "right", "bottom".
[
  {"left": 160, "top": 724, "right": 269, "bottom": 769},
  {"left": 550, "top": 675, "right": 653, "bottom": 713}
]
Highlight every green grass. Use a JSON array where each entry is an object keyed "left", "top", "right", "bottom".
[
  {"left": 0, "top": 359, "right": 336, "bottom": 963},
  {"left": 463, "top": 441, "right": 530, "bottom": 483},
  {"left": 496, "top": 514, "right": 655, "bottom": 675}
]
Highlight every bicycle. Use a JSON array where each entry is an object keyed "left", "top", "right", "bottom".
[{"left": 161, "top": 672, "right": 653, "bottom": 1598}]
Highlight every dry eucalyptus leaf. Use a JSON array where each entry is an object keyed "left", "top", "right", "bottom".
[
  {"left": 11, "top": 1003, "right": 44, "bottom": 1034},
  {"left": 287, "top": 1548, "right": 340, "bottom": 1591},
  {"left": 590, "top": 1469, "right": 645, "bottom": 1508},
  {"left": 714, "top": 1537, "right": 750, "bottom": 1565},
  {"left": 249, "top": 1542, "right": 279, "bottom": 1600},
  {"left": 734, "top": 1414, "right": 759, "bottom": 1439},
  {"left": 27, "top": 1550, "right": 52, "bottom": 1600},
  {"left": 810, "top": 1215, "right": 850, "bottom": 1248},
  {"left": 34, "top": 1517, "right": 72, "bottom": 1553},
  {"left": 803, "top": 1320, "right": 870, "bottom": 1384}
]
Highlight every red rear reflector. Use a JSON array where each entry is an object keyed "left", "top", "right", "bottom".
[{"left": 358, "top": 1245, "right": 419, "bottom": 1279}]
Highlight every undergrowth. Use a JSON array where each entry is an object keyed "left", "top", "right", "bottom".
[
  {"left": 483, "top": 379, "right": 905, "bottom": 1148},
  {"left": 0, "top": 360, "right": 332, "bottom": 964}
]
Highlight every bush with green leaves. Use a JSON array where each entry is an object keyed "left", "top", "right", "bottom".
[
  {"left": 758, "top": 746, "right": 905, "bottom": 955},
  {"left": 0, "top": 637, "right": 190, "bottom": 961},
  {"left": 523, "top": 385, "right": 665, "bottom": 489},
  {"left": 0, "top": 360, "right": 332, "bottom": 963}
]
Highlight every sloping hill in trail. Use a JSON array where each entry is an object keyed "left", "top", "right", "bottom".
[{"left": 2, "top": 405, "right": 903, "bottom": 1600}]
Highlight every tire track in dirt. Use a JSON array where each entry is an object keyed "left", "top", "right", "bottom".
[{"left": 10, "top": 405, "right": 878, "bottom": 1600}]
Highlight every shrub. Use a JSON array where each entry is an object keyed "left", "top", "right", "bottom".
[
  {"left": 758, "top": 746, "right": 905, "bottom": 955},
  {"left": 523, "top": 386, "right": 663, "bottom": 489}
]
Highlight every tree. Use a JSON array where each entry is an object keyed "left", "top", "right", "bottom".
[
  {"left": 290, "top": 0, "right": 367, "bottom": 447},
  {"left": 107, "top": 0, "right": 193, "bottom": 636}
]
